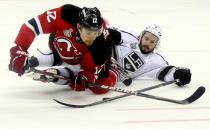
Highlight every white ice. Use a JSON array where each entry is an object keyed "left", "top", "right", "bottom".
[{"left": 0, "top": 0, "right": 210, "bottom": 129}]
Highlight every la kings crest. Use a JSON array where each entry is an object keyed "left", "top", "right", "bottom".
[{"left": 123, "top": 51, "right": 144, "bottom": 72}]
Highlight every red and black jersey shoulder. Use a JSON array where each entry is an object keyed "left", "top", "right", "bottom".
[
  {"left": 88, "top": 35, "right": 113, "bottom": 65},
  {"left": 60, "top": 4, "right": 81, "bottom": 25}
]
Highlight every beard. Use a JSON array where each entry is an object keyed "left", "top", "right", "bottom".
[{"left": 139, "top": 44, "right": 155, "bottom": 54}]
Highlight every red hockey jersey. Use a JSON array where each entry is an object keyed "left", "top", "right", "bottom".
[{"left": 14, "top": 4, "right": 113, "bottom": 77}]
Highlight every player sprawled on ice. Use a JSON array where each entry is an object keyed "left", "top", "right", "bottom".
[
  {"left": 8, "top": 4, "right": 121, "bottom": 94},
  {"left": 109, "top": 24, "right": 191, "bottom": 86}
]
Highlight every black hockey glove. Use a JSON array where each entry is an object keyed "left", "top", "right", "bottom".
[
  {"left": 24, "top": 56, "right": 40, "bottom": 73},
  {"left": 70, "top": 74, "right": 89, "bottom": 91},
  {"left": 98, "top": 60, "right": 111, "bottom": 78},
  {"left": 174, "top": 67, "right": 191, "bottom": 86},
  {"left": 122, "top": 78, "right": 133, "bottom": 86},
  {"left": 108, "top": 28, "right": 122, "bottom": 45}
]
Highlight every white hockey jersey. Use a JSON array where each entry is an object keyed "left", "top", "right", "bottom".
[{"left": 113, "top": 29, "right": 176, "bottom": 82}]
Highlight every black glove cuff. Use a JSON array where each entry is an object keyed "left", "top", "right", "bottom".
[{"left": 122, "top": 78, "right": 132, "bottom": 86}]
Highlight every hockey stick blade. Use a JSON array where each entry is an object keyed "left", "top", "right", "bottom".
[
  {"left": 135, "top": 86, "right": 205, "bottom": 104},
  {"left": 183, "top": 86, "right": 205, "bottom": 104},
  {"left": 53, "top": 98, "right": 117, "bottom": 108},
  {"left": 53, "top": 99, "right": 88, "bottom": 108}
]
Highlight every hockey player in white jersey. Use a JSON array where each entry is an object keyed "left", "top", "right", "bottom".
[{"left": 109, "top": 24, "right": 191, "bottom": 86}]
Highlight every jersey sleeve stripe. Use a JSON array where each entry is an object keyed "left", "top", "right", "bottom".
[
  {"left": 34, "top": 16, "right": 43, "bottom": 34},
  {"left": 25, "top": 21, "right": 37, "bottom": 37},
  {"left": 110, "top": 67, "right": 120, "bottom": 79},
  {"left": 157, "top": 66, "right": 174, "bottom": 81},
  {"left": 28, "top": 18, "right": 40, "bottom": 36},
  {"left": 120, "top": 30, "right": 140, "bottom": 40}
]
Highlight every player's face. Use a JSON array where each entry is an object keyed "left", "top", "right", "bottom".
[
  {"left": 79, "top": 27, "right": 99, "bottom": 46},
  {"left": 139, "top": 32, "right": 158, "bottom": 54}
]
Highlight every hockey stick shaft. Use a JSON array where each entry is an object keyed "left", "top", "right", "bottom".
[
  {"left": 30, "top": 67, "right": 177, "bottom": 96},
  {"left": 111, "top": 57, "right": 130, "bottom": 78},
  {"left": 87, "top": 79, "right": 178, "bottom": 96},
  {"left": 87, "top": 82, "right": 204, "bottom": 104},
  {"left": 30, "top": 68, "right": 204, "bottom": 105},
  {"left": 30, "top": 67, "right": 71, "bottom": 80},
  {"left": 96, "top": 80, "right": 178, "bottom": 102}
]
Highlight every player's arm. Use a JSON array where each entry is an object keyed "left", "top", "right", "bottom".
[
  {"left": 138, "top": 60, "right": 191, "bottom": 87},
  {"left": 157, "top": 66, "right": 191, "bottom": 86},
  {"left": 108, "top": 28, "right": 122, "bottom": 45},
  {"left": 9, "top": 6, "right": 63, "bottom": 76},
  {"left": 14, "top": 6, "right": 62, "bottom": 49}
]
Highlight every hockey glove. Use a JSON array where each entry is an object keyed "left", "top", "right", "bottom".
[
  {"left": 69, "top": 72, "right": 91, "bottom": 91},
  {"left": 24, "top": 56, "right": 40, "bottom": 73},
  {"left": 174, "top": 67, "right": 191, "bottom": 86},
  {"left": 9, "top": 45, "right": 28, "bottom": 76},
  {"left": 91, "top": 69, "right": 118, "bottom": 94},
  {"left": 122, "top": 78, "right": 133, "bottom": 86}
]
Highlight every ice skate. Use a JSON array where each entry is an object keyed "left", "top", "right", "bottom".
[{"left": 32, "top": 68, "right": 59, "bottom": 82}]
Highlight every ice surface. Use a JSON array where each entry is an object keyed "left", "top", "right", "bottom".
[{"left": 0, "top": 0, "right": 210, "bottom": 129}]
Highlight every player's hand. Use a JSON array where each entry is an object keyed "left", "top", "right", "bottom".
[
  {"left": 73, "top": 74, "right": 88, "bottom": 91},
  {"left": 8, "top": 45, "right": 28, "bottom": 76},
  {"left": 122, "top": 78, "right": 132, "bottom": 86},
  {"left": 69, "top": 72, "right": 93, "bottom": 91},
  {"left": 174, "top": 67, "right": 191, "bottom": 86}
]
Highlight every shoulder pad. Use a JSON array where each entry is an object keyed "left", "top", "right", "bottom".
[{"left": 61, "top": 4, "right": 81, "bottom": 24}]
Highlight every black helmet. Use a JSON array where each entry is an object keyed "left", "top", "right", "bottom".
[{"left": 78, "top": 7, "right": 103, "bottom": 31}]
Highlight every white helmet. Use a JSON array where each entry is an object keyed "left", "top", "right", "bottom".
[{"left": 139, "top": 24, "right": 162, "bottom": 45}]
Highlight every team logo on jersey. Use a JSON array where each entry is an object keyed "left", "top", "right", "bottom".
[
  {"left": 130, "top": 42, "right": 138, "bottom": 49},
  {"left": 54, "top": 37, "right": 82, "bottom": 59},
  {"left": 123, "top": 51, "right": 144, "bottom": 72},
  {"left": 63, "top": 28, "right": 73, "bottom": 37}
]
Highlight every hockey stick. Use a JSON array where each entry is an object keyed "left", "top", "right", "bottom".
[
  {"left": 54, "top": 82, "right": 205, "bottom": 108},
  {"left": 29, "top": 67, "right": 177, "bottom": 94},
  {"left": 29, "top": 68, "right": 205, "bottom": 106},
  {"left": 111, "top": 57, "right": 132, "bottom": 86},
  {"left": 87, "top": 82, "right": 205, "bottom": 104},
  {"left": 30, "top": 67, "right": 176, "bottom": 95},
  {"left": 29, "top": 67, "right": 70, "bottom": 81},
  {"left": 53, "top": 80, "right": 178, "bottom": 108}
]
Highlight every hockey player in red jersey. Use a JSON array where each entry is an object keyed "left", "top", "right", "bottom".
[{"left": 9, "top": 4, "right": 119, "bottom": 94}]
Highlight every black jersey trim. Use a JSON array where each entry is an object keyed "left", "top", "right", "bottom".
[
  {"left": 158, "top": 66, "right": 174, "bottom": 81},
  {"left": 48, "top": 31, "right": 62, "bottom": 66},
  {"left": 110, "top": 67, "right": 119, "bottom": 78},
  {"left": 155, "top": 53, "right": 169, "bottom": 65},
  {"left": 28, "top": 18, "right": 40, "bottom": 35},
  {"left": 60, "top": 4, "right": 81, "bottom": 25},
  {"left": 120, "top": 30, "right": 139, "bottom": 41}
]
